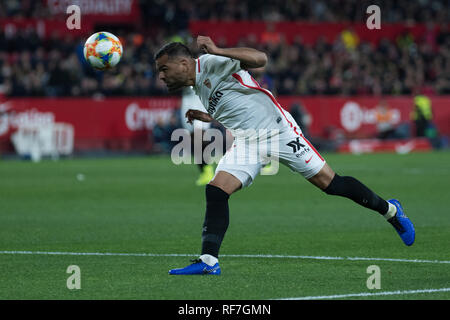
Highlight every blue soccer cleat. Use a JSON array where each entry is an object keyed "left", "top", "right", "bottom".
[
  {"left": 169, "top": 259, "right": 221, "bottom": 275},
  {"left": 387, "top": 199, "right": 415, "bottom": 246}
]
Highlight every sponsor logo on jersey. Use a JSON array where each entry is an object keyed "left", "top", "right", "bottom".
[
  {"left": 203, "top": 78, "right": 211, "bottom": 89},
  {"left": 207, "top": 90, "right": 223, "bottom": 115},
  {"left": 287, "top": 137, "right": 311, "bottom": 157}
]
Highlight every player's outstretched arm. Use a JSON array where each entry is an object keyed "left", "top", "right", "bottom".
[
  {"left": 185, "top": 109, "right": 214, "bottom": 124},
  {"left": 197, "top": 35, "right": 267, "bottom": 69}
]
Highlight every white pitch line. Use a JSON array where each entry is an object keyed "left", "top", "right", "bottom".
[
  {"left": 277, "top": 287, "right": 450, "bottom": 300},
  {"left": 222, "top": 254, "right": 450, "bottom": 264},
  {"left": 0, "top": 251, "right": 194, "bottom": 257},
  {"left": 0, "top": 250, "right": 449, "bottom": 264}
]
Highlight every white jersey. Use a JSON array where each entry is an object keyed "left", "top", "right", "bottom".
[
  {"left": 192, "top": 54, "right": 301, "bottom": 138},
  {"left": 191, "top": 54, "right": 325, "bottom": 188}
]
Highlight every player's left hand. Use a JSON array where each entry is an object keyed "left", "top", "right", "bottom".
[
  {"left": 197, "top": 36, "right": 221, "bottom": 55},
  {"left": 185, "top": 109, "right": 213, "bottom": 123}
]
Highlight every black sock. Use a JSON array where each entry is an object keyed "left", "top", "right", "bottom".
[
  {"left": 324, "top": 174, "right": 388, "bottom": 215},
  {"left": 201, "top": 184, "right": 230, "bottom": 258}
]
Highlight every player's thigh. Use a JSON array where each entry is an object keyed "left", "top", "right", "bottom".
[
  {"left": 212, "top": 142, "right": 264, "bottom": 194},
  {"left": 278, "top": 131, "right": 326, "bottom": 180}
]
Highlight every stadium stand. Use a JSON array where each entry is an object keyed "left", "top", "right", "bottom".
[
  {"left": 1, "top": 0, "right": 449, "bottom": 97},
  {"left": 0, "top": 0, "right": 449, "bottom": 155}
]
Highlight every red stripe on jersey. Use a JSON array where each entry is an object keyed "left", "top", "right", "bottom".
[
  {"left": 301, "top": 133, "right": 325, "bottom": 161},
  {"left": 231, "top": 73, "right": 300, "bottom": 135},
  {"left": 197, "top": 59, "right": 201, "bottom": 72},
  {"left": 232, "top": 72, "right": 323, "bottom": 161}
]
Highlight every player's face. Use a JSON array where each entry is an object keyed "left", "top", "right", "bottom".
[{"left": 156, "top": 54, "right": 189, "bottom": 92}]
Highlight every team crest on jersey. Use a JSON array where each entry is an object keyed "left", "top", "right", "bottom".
[{"left": 203, "top": 78, "right": 211, "bottom": 89}]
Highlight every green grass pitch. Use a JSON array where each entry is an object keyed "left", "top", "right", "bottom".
[{"left": 0, "top": 151, "right": 449, "bottom": 300}]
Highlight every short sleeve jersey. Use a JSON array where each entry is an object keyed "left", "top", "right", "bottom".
[{"left": 192, "top": 54, "right": 299, "bottom": 136}]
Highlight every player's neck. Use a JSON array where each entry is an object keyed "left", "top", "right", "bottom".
[{"left": 186, "top": 59, "right": 196, "bottom": 87}]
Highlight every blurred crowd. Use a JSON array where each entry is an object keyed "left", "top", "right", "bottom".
[
  {"left": 251, "top": 25, "right": 450, "bottom": 96},
  {"left": 4, "top": 0, "right": 448, "bottom": 24},
  {"left": 140, "top": 0, "right": 449, "bottom": 25},
  {"left": 0, "top": 0, "right": 450, "bottom": 97}
]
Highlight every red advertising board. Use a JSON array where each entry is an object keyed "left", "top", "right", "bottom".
[
  {"left": 45, "top": 0, "right": 142, "bottom": 23},
  {"left": 0, "top": 96, "right": 449, "bottom": 153},
  {"left": 189, "top": 21, "right": 432, "bottom": 46},
  {"left": 337, "top": 138, "right": 433, "bottom": 154},
  {"left": 0, "top": 18, "right": 93, "bottom": 39},
  {"left": 0, "top": 97, "right": 180, "bottom": 152},
  {"left": 278, "top": 96, "right": 450, "bottom": 138},
  {"left": 0, "top": 0, "right": 141, "bottom": 39}
]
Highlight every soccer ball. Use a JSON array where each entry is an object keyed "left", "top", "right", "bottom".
[{"left": 83, "top": 31, "right": 123, "bottom": 70}]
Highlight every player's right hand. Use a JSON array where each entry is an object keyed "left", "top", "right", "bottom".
[{"left": 197, "top": 36, "right": 221, "bottom": 55}]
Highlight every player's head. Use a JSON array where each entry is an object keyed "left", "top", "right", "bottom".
[{"left": 154, "top": 42, "right": 194, "bottom": 92}]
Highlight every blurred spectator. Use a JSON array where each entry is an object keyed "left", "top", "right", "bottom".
[
  {"left": 289, "top": 102, "right": 312, "bottom": 138},
  {"left": 396, "top": 31, "right": 415, "bottom": 50},
  {"left": 411, "top": 94, "right": 433, "bottom": 137},
  {"left": 341, "top": 28, "right": 360, "bottom": 51},
  {"left": 151, "top": 112, "right": 180, "bottom": 154},
  {"left": 411, "top": 93, "right": 443, "bottom": 148},
  {"left": 260, "top": 22, "right": 281, "bottom": 46},
  {"left": 374, "top": 100, "right": 397, "bottom": 140},
  {"left": 322, "top": 125, "right": 345, "bottom": 151},
  {"left": 151, "top": 117, "right": 171, "bottom": 154},
  {"left": 250, "top": 65, "right": 276, "bottom": 94}
]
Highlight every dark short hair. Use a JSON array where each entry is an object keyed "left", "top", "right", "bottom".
[{"left": 154, "top": 42, "right": 193, "bottom": 61}]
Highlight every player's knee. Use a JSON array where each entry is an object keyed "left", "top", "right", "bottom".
[
  {"left": 323, "top": 174, "right": 342, "bottom": 195},
  {"left": 209, "top": 171, "right": 241, "bottom": 195},
  {"left": 323, "top": 174, "right": 358, "bottom": 196},
  {"left": 309, "top": 164, "right": 335, "bottom": 190},
  {"left": 206, "top": 184, "right": 230, "bottom": 202}
]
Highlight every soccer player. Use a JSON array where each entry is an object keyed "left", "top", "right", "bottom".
[{"left": 154, "top": 36, "right": 415, "bottom": 275}]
